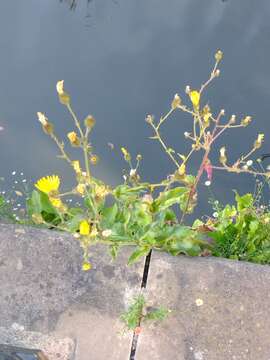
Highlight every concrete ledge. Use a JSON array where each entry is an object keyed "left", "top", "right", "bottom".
[
  {"left": 1, "top": 223, "right": 270, "bottom": 359},
  {"left": 137, "top": 252, "right": 270, "bottom": 360},
  {"left": 0, "top": 325, "right": 75, "bottom": 360}
]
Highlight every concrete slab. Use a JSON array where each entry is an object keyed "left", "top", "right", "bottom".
[
  {"left": 0, "top": 224, "right": 143, "bottom": 359},
  {"left": 136, "top": 252, "right": 270, "bottom": 360},
  {"left": 0, "top": 325, "right": 75, "bottom": 360}
]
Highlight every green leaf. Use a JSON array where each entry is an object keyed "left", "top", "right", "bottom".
[
  {"left": 144, "top": 307, "right": 169, "bottom": 322},
  {"left": 127, "top": 246, "right": 151, "bottom": 265},
  {"left": 27, "top": 190, "right": 58, "bottom": 219},
  {"left": 101, "top": 203, "right": 118, "bottom": 227},
  {"left": 234, "top": 191, "right": 253, "bottom": 211},
  {"left": 153, "top": 187, "right": 188, "bottom": 212},
  {"left": 66, "top": 213, "right": 84, "bottom": 232}
]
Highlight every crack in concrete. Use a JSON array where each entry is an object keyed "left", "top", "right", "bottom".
[{"left": 128, "top": 250, "right": 152, "bottom": 360}]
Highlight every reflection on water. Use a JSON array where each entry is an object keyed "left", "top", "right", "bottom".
[
  {"left": 60, "top": 0, "right": 92, "bottom": 11},
  {"left": 1, "top": 0, "right": 270, "bottom": 219}
]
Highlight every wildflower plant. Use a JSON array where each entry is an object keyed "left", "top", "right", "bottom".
[{"left": 29, "top": 51, "right": 270, "bottom": 270}]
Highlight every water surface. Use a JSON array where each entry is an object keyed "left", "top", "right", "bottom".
[{"left": 1, "top": 0, "right": 270, "bottom": 218}]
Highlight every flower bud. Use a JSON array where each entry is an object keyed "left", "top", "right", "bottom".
[
  {"left": 241, "top": 116, "right": 252, "bottom": 127},
  {"left": 171, "top": 93, "right": 182, "bottom": 109},
  {"left": 229, "top": 114, "right": 236, "bottom": 124},
  {"left": 219, "top": 147, "right": 227, "bottom": 165},
  {"left": 254, "top": 133, "right": 264, "bottom": 149},
  {"left": 90, "top": 154, "right": 99, "bottom": 165},
  {"left": 56, "top": 80, "right": 70, "bottom": 105},
  {"left": 76, "top": 183, "right": 86, "bottom": 195},
  {"left": 72, "top": 160, "right": 81, "bottom": 174},
  {"left": 215, "top": 50, "right": 223, "bottom": 62},
  {"left": 102, "top": 229, "right": 112, "bottom": 237},
  {"left": 84, "top": 115, "right": 96, "bottom": 129},
  {"left": 37, "top": 112, "right": 54, "bottom": 135},
  {"left": 67, "top": 131, "right": 80, "bottom": 146},
  {"left": 185, "top": 85, "right": 191, "bottom": 94},
  {"left": 215, "top": 69, "right": 220, "bottom": 77},
  {"left": 121, "top": 147, "right": 131, "bottom": 162},
  {"left": 178, "top": 163, "right": 186, "bottom": 176},
  {"left": 145, "top": 114, "right": 154, "bottom": 124}
]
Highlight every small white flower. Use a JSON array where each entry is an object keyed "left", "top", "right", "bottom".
[
  {"left": 242, "top": 165, "right": 248, "bottom": 170},
  {"left": 12, "top": 171, "right": 16, "bottom": 175},
  {"left": 212, "top": 212, "right": 218, "bottom": 218},
  {"left": 22, "top": 179, "right": 27, "bottom": 183},
  {"left": 205, "top": 180, "right": 211, "bottom": 186},
  {"left": 246, "top": 160, "right": 253, "bottom": 167},
  {"left": 130, "top": 169, "right": 136, "bottom": 177},
  {"left": 184, "top": 132, "right": 190, "bottom": 138},
  {"left": 102, "top": 229, "right": 112, "bottom": 237},
  {"left": 195, "top": 298, "right": 204, "bottom": 306}
]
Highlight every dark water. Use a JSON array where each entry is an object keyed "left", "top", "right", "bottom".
[{"left": 1, "top": 0, "right": 270, "bottom": 219}]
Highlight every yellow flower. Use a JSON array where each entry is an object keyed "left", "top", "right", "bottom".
[
  {"left": 121, "top": 147, "right": 131, "bottom": 161},
  {"left": 95, "top": 185, "right": 109, "bottom": 199},
  {"left": 189, "top": 90, "right": 200, "bottom": 109},
  {"left": 82, "top": 262, "right": 92, "bottom": 271},
  {"left": 90, "top": 154, "right": 99, "bottom": 165},
  {"left": 72, "top": 160, "right": 81, "bottom": 174},
  {"left": 49, "top": 197, "right": 62, "bottom": 208},
  {"left": 56, "top": 80, "right": 64, "bottom": 95},
  {"left": 35, "top": 175, "right": 60, "bottom": 195},
  {"left": 67, "top": 131, "right": 80, "bottom": 146},
  {"left": 80, "top": 220, "right": 91, "bottom": 235},
  {"left": 76, "top": 183, "right": 86, "bottom": 195}
]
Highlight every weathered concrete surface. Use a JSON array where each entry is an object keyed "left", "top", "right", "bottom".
[
  {"left": 136, "top": 252, "right": 270, "bottom": 360},
  {"left": 0, "top": 224, "right": 143, "bottom": 359},
  {"left": 0, "top": 324, "right": 75, "bottom": 360},
  {"left": 1, "top": 223, "right": 270, "bottom": 360}
]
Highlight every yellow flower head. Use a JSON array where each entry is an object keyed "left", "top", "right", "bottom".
[
  {"left": 35, "top": 175, "right": 60, "bottom": 195},
  {"left": 76, "top": 183, "right": 86, "bottom": 195},
  {"left": 189, "top": 90, "right": 200, "bottom": 109},
  {"left": 95, "top": 185, "right": 109, "bottom": 199},
  {"left": 79, "top": 220, "right": 91, "bottom": 235},
  {"left": 56, "top": 80, "right": 64, "bottom": 95},
  {"left": 82, "top": 261, "right": 92, "bottom": 271},
  {"left": 67, "top": 131, "right": 80, "bottom": 146}
]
